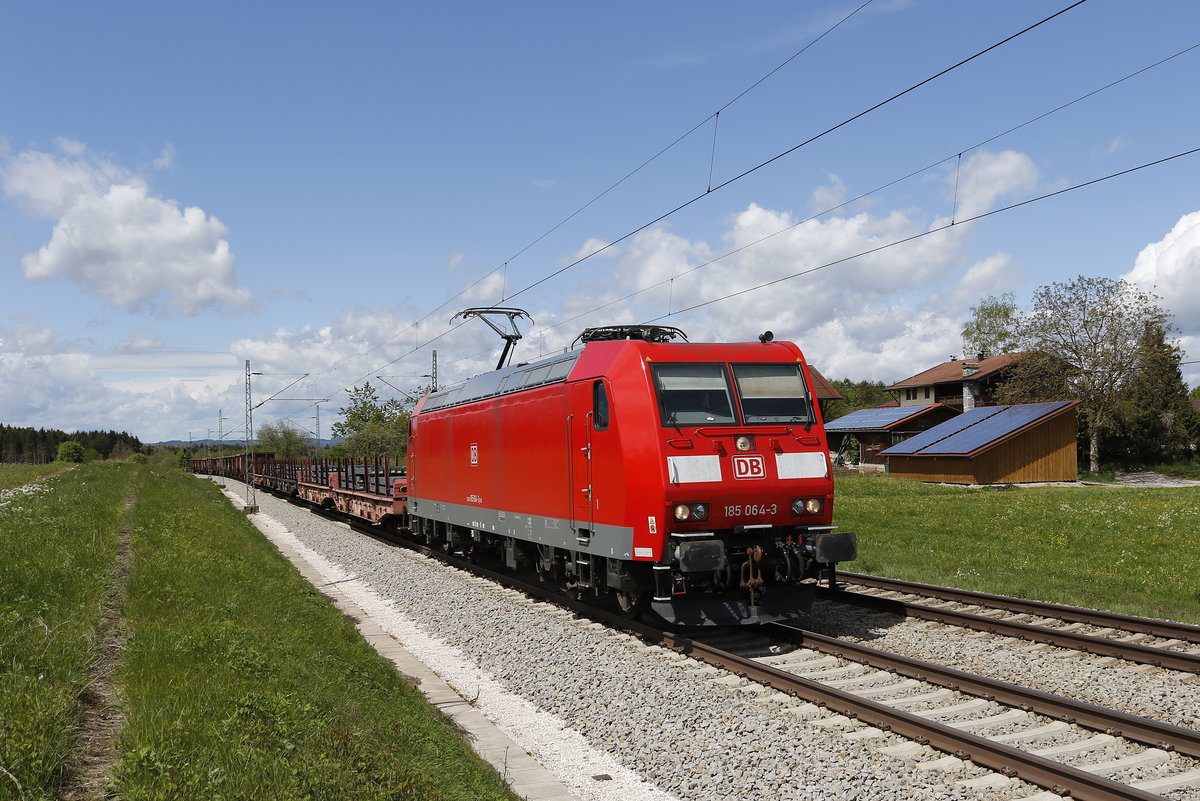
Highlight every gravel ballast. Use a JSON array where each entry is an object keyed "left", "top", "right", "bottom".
[{"left": 213, "top": 480, "right": 1050, "bottom": 801}]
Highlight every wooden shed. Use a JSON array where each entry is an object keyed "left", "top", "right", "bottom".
[{"left": 879, "top": 401, "right": 1080, "bottom": 484}]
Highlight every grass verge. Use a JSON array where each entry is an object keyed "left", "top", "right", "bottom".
[
  {"left": 0, "top": 462, "right": 136, "bottom": 801},
  {"left": 0, "top": 463, "right": 72, "bottom": 490},
  {"left": 834, "top": 474, "right": 1200, "bottom": 624},
  {"left": 112, "top": 467, "right": 519, "bottom": 800}
]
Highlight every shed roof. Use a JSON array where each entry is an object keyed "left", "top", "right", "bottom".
[
  {"left": 880, "top": 400, "right": 1079, "bottom": 458},
  {"left": 886, "top": 353, "right": 1021, "bottom": 391},
  {"left": 825, "top": 403, "right": 954, "bottom": 432}
]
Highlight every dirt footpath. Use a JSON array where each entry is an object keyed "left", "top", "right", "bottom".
[{"left": 1113, "top": 471, "right": 1200, "bottom": 487}]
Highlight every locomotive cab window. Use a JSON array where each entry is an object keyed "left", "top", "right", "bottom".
[
  {"left": 651, "top": 363, "right": 736, "bottom": 426},
  {"left": 593, "top": 380, "right": 609, "bottom": 430},
  {"left": 732, "top": 363, "right": 812, "bottom": 424}
]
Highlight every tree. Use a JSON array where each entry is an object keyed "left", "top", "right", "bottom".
[
  {"left": 825, "top": 379, "right": 891, "bottom": 420},
  {"left": 1107, "top": 321, "right": 1197, "bottom": 464},
  {"left": 1007, "top": 275, "right": 1172, "bottom": 474},
  {"left": 257, "top": 420, "right": 311, "bottom": 459},
  {"left": 961, "top": 292, "right": 1019, "bottom": 357},
  {"left": 56, "top": 441, "right": 85, "bottom": 463},
  {"left": 331, "top": 383, "right": 409, "bottom": 458}
]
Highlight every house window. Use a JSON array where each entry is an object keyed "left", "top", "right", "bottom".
[
  {"left": 904, "top": 388, "right": 916, "bottom": 401},
  {"left": 923, "top": 387, "right": 930, "bottom": 399}
]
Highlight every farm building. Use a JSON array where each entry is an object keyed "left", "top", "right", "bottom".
[
  {"left": 879, "top": 400, "right": 1081, "bottom": 484},
  {"left": 825, "top": 404, "right": 961, "bottom": 466},
  {"left": 886, "top": 353, "right": 1022, "bottom": 410}
]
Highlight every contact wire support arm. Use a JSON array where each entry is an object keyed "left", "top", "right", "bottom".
[{"left": 454, "top": 307, "right": 533, "bottom": 370}]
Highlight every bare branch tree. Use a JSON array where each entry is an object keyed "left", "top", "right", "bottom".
[{"left": 1011, "top": 275, "right": 1171, "bottom": 474}]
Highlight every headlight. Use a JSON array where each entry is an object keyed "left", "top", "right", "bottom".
[
  {"left": 674, "top": 503, "right": 709, "bottom": 521},
  {"left": 791, "top": 498, "right": 824, "bottom": 515},
  {"left": 735, "top": 435, "right": 753, "bottom": 451}
]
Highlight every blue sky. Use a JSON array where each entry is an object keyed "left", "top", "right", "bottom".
[{"left": 2, "top": 0, "right": 1198, "bottom": 442}]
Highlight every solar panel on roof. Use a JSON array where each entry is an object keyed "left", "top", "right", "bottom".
[
  {"left": 880, "top": 406, "right": 1005, "bottom": 454},
  {"left": 881, "top": 401, "right": 1073, "bottom": 456},
  {"left": 824, "top": 405, "right": 935, "bottom": 431},
  {"left": 919, "top": 401, "right": 1071, "bottom": 455}
]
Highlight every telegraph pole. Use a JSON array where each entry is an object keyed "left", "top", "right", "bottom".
[{"left": 244, "top": 360, "right": 260, "bottom": 513}]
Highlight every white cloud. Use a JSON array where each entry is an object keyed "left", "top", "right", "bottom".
[
  {"left": 0, "top": 315, "right": 67, "bottom": 356},
  {"left": 153, "top": 143, "right": 176, "bottom": 170},
  {"left": 2, "top": 141, "right": 253, "bottom": 316},
  {"left": 533, "top": 184, "right": 1019, "bottom": 383},
  {"left": 569, "top": 237, "right": 614, "bottom": 263},
  {"left": 1123, "top": 210, "right": 1200, "bottom": 336},
  {"left": 949, "top": 150, "right": 1039, "bottom": 220},
  {"left": 0, "top": 148, "right": 1057, "bottom": 440},
  {"left": 116, "top": 327, "right": 165, "bottom": 353},
  {"left": 809, "top": 172, "right": 848, "bottom": 216}
]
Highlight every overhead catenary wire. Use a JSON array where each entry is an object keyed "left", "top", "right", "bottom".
[
  {"left": 251, "top": 2, "right": 883, "bottom": 413},
  {"left": 272, "top": 1, "right": 879, "bottom": 403},
  {"left": 508, "top": 38, "right": 1200, "bottom": 348},
  {"left": 501, "top": 0, "right": 1090, "bottom": 306},
  {"left": 280, "top": 29, "right": 1198, "bottom": 411},
  {"left": 269, "top": 0, "right": 1200, "bottom": 419},
  {"left": 406, "top": 148, "right": 1200, "bottom": 383},
  {"left": 650, "top": 146, "right": 1200, "bottom": 320}
]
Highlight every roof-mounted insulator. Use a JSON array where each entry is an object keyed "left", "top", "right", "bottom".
[{"left": 576, "top": 325, "right": 688, "bottom": 346}]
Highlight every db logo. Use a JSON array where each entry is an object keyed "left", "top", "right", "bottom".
[
  {"left": 469, "top": 443, "right": 479, "bottom": 466},
  {"left": 732, "top": 455, "right": 766, "bottom": 480}
]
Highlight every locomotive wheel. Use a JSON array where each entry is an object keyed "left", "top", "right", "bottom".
[{"left": 615, "top": 590, "right": 647, "bottom": 618}]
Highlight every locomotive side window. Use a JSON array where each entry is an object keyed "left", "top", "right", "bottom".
[
  {"left": 732, "top": 363, "right": 812, "bottom": 424},
  {"left": 651, "top": 363, "right": 736, "bottom": 426},
  {"left": 593, "top": 380, "right": 609, "bottom": 430}
]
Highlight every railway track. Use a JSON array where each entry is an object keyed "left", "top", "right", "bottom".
[
  {"left": 821, "top": 573, "right": 1200, "bottom": 674},
  {"left": 262, "top": 488, "right": 1200, "bottom": 800},
  {"left": 363, "top": 531, "right": 1200, "bottom": 798},
  {"left": 690, "top": 626, "right": 1200, "bottom": 800}
]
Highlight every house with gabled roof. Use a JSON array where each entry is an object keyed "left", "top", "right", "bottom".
[{"left": 886, "top": 353, "right": 1022, "bottom": 411}]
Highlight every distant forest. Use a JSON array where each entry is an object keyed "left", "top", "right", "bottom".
[{"left": 0, "top": 424, "right": 143, "bottom": 463}]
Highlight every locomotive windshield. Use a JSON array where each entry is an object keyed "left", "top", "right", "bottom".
[
  {"left": 651, "top": 363, "right": 737, "bottom": 426},
  {"left": 732, "top": 363, "right": 813, "bottom": 424}
]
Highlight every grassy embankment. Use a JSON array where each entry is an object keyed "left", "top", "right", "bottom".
[
  {"left": 1, "top": 462, "right": 135, "bottom": 800},
  {"left": 0, "top": 463, "right": 71, "bottom": 490},
  {"left": 1, "top": 463, "right": 519, "bottom": 801},
  {"left": 835, "top": 474, "right": 1200, "bottom": 624}
]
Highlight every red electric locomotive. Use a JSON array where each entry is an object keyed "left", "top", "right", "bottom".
[{"left": 407, "top": 324, "right": 856, "bottom": 625}]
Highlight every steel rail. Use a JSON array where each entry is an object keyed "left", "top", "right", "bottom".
[
  {"left": 836, "top": 572, "right": 1200, "bottom": 644},
  {"left": 660, "top": 635, "right": 1167, "bottom": 801},
  {"left": 256, "top": 492, "right": 1180, "bottom": 801},
  {"left": 821, "top": 586, "right": 1200, "bottom": 674},
  {"left": 769, "top": 622, "right": 1200, "bottom": 760},
  {"left": 386, "top": 538, "right": 1171, "bottom": 800}
]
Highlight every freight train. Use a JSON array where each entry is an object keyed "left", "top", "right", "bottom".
[{"left": 191, "top": 323, "right": 856, "bottom": 625}]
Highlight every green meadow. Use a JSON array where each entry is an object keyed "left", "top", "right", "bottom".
[
  {"left": 0, "top": 463, "right": 518, "bottom": 801},
  {"left": 834, "top": 474, "right": 1200, "bottom": 624}
]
